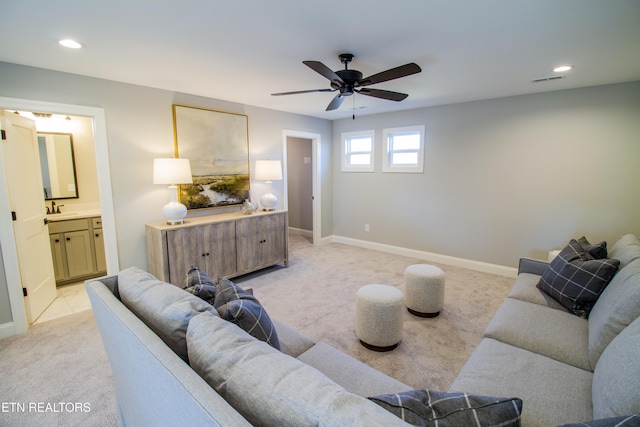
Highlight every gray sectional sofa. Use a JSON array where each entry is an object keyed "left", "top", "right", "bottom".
[
  {"left": 450, "top": 234, "right": 640, "bottom": 426},
  {"left": 86, "top": 268, "right": 413, "bottom": 427},
  {"left": 86, "top": 233, "right": 640, "bottom": 426}
]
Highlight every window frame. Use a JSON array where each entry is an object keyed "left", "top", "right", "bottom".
[
  {"left": 341, "top": 130, "right": 375, "bottom": 172},
  {"left": 382, "top": 125, "right": 425, "bottom": 173}
]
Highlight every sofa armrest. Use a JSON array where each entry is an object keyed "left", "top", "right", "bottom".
[
  {"left": 86, "top": 274, "right": 119, "bottom": 299},
  {"left": 518, "top": 258, "right": 549, "bottom": 276}
]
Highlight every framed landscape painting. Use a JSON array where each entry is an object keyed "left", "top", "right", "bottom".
[{"left": 172, "top": 104, "right": 250, "bottom": 209}]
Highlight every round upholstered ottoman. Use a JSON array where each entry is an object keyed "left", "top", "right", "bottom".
[
  {"left": 355, "top": 284, "right": 404, "bottom": 352},
  {"left": 404, "top": 264, "right": 445, "bottom": 317}
]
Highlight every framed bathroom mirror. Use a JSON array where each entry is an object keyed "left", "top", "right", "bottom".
[{"left": 38, "top": 132, "right": 79, "bottom": 200}]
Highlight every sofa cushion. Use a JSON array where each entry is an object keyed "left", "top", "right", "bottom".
[
  {"left": 537, "top": 239, "right": 619, "bottom": 318},
  {"left": 117, "top": 266, "right": 219, "bottom": 362},
  {"left": 507, "top": 272, "right": 570, "bottom": 311},
  {"left": 484, "top": 298, "right": 590, "bottom": 370},
  {"left": 588, "top": 258, "right": 640, "bottom": 368},
  {"left": 608, "top": 234, "right": 640, "bottom": 269},
  {"left": 213, "top": 277, "right": 280, "bottom": 350},
  {"left": 450, "top": 338, "right": 593, "bottom": 426},
  {"left": 271, "top": 318, "right": 315, "bottom": 358},
  {"left": 369, "top": 389, "right": 522, "bottom": 427},
  {"left": 183, "top": 266, "right": 217, "bottom": 305},
  {"left": 559, "top": 414, "right": 640, "bottom": 427},
  {"left": 297, "top": 342, "right": 412, "bottom": 397},
  {"left": 186, "top": 312, "right": 411, "bottom": 427},
  {"left": 592, "top": 316, "right": 640, "bottom": 419}
]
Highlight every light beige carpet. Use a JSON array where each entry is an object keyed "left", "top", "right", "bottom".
[
  {"left": 235, "top": 234, "right": 515, "bottom": 391},
  {"left": 0, "top": 310, "right": 116, "bottom": 427}
]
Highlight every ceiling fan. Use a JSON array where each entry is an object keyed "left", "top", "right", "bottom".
[{"left": 271, "top": 53, "right": 422, "bottom": 111}]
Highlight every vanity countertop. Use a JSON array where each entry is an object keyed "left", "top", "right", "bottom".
[{"left": 46, "top": 209, "right": 102, "bottom": 222}]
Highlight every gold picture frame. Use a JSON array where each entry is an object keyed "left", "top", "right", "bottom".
[{"left": 172, "top": 104, "right": 250, "bottom": 209}]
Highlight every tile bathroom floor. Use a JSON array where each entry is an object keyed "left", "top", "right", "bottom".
[{"left": 33, "top": 282, "right": 91, "bottom": 324}]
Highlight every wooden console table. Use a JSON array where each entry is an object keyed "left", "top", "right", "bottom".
[{"left": 146, "top": 210, "right": 288, "bottom": 286}]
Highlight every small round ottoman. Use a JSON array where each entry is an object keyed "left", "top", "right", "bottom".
[
  {"left": 355, "top": 284, "right": 404, "bottom": 352},
  {"left": 404, "top": 264, "right": 445, "bottom": 317}
]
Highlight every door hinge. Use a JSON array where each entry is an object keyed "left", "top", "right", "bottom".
[
  {"left": 22, "top": 287, "right": 28, "bottom": 297},
  {"left": 11, "top": 211, "right": 16, "bottom": 221},
  {"left": 1, "top": 130, "right": 6, "bottom": 140}
]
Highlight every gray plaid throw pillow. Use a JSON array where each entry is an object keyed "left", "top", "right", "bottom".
[
  {"left": 214, "top": 278, "right": 280, "bottom": 350},
  {"left": 183, "top": 266, "right": 217, "bottom": 305},
  {"left": 369, "top": 389, "right": 522, "bottom": 426},
  {"left": 577, "top": 236, "right": 608, "bottom": 260},
  {"left": 537, "top": 239, "right": 619, "bottom": 318}
]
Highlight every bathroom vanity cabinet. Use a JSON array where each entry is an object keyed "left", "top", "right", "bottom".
[{"left": 49, "top": 216, "right": 107, "bottom": 285}]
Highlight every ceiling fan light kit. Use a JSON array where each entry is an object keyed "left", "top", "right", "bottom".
[{"left": 272, "top": 53, "right": 422, "bottom": 112}]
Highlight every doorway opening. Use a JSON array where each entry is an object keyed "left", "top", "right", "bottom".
[
  {"left": 286, "top": 137, "right": 313, "bottom": 243},
  {"left": 282, "top": 130, "right": 321, "bottom": 246},
  {"left": 0, "top": 96, "right": 119, "bottom": 337}
]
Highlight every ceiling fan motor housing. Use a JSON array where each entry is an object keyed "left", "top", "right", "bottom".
[{"left": 334, "top": 69, "right": 363, "bottom": 95}]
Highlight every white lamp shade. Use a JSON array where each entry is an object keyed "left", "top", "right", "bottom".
[
  {"left": 153, "top": 158, "right": 193, "bottom": 184},
  {"left": 254, "top": 160, "right": 282, "bottom": 181}
]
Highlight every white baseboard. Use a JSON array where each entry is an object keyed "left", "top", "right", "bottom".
[
  {"left": 0, "top": 321, "right": 17, "bottom": 340},
  {"left": 331, "top": 235, "right": 518, "bottom": 278}
]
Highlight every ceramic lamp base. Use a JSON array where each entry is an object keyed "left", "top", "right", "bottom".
[
  {"left": 260, "top": 192, "right": 278, "bottom": 211},
  {"left": 163, "top": 185, "right": 187, "bottom": 225}
]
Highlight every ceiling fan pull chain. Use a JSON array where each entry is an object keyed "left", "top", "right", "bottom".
[{"left": 352, "top": 95, "right": 355, "bottom": 120}]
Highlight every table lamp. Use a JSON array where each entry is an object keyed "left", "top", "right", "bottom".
[
  {"left": 153, "top": 158, "right": 193, "bottom": 224},
  {"left": 254, "top": 160, "right": 282, "bottom": 211}
]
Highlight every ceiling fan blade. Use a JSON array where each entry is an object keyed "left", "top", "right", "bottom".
[
  {"left": 358, "top": 88, "right": 409, "bottom": 101},
  {"left": 303, "top": 60, "right": 345, "bottom": 85},
  {"left": 326, "top": 94, "right": 345, "bottom": 111},
  {"left": 271, "top": 88, "right": 334, "bottom": 96},
  {"left": 358, "top": 63, "right": 421, "bottom": 87}
]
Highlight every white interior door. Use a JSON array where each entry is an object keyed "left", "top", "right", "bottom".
[{"left": 0, "top": 110, "right": 57, "bottom": 323}]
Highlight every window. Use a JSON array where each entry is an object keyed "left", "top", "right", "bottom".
[
  {"left": 382, "top": 125, "right": 425, "bottom": 173},
  {"left": 341, "top": 130, "right": 374, "bottom": 172}
]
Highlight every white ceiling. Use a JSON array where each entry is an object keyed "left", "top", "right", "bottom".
[{"left": 1, "top": 1, "right": 639, "bottom": 120}]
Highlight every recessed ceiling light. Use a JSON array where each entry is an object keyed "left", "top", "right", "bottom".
[
  {"left": 553, "top": 65, "right": 573, "bottom": 73},
  {"left": 58, "top": 39, "right": 83, "bottom": 49}
]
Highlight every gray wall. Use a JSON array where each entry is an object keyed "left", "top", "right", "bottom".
[
  {"left": 0, "top": 61, "right": 333, "bottom": 324},
  {"left": 333, "top": 81, "right": 640, "bottom": 267}
]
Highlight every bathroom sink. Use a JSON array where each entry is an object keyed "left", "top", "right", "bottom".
[
  {"left": 46, "top": 209, "right": 101, "bottom": 221},
  {"left": 46, "top": 212, "right": 78, "bottom": 221}
]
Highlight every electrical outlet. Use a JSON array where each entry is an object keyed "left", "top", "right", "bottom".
[{"left": 364, "top": 224, "right": 370, "bottom": 232}]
